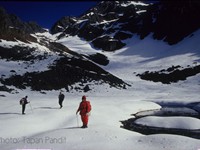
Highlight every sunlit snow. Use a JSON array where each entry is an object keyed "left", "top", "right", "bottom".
[{"left": 0, "top": 27, "right": 200, "bottom": 150}]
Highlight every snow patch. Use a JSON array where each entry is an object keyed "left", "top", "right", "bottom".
[{"left": 135, "top": 116, "right": 200, "bottom": 130}]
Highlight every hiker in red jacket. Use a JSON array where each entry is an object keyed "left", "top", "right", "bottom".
[{"left": 76, "top": 95, "right": 92, "bottom": 128}]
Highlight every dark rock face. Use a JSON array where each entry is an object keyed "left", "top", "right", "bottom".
[
  {"left": 51, "top": 16, "right": 78, "bottom": 34},
  {"left": 0, "top": 7, "right": 45, "bottom": 33},
  {"left": 153, "top": 0, "right": 200, "bottom": 45},
  {"left": 92, "top": 36, "right": 126, "bottom": 51},
  {"left": 0, "top": 42, "right": 129, "bottom": 92},
  {"left": 51, "top": 1, "right": 200, "bottom": 51},
  {"left": 0, "top": 7, "right": 45, "bottom": 42},
  {"left": 1, "top": 56, "right": 128, "bottom": 92},
  {"left": 88, "top": 53, "right": 109, "bottom": 66},
  {"left": 50, "top": 1, "right": 150, "bottom": 51},
  {"left": 0, "top": 46, "right": 36, "bottom": 61},
  {"left": 114, "top": 31, "right": 133, "bottom": 40},
  {"left": 137, "top": 65, "right": 200, "bottom": 84},
  {"left": 78, "top": 24, "right": 105, "bottom": 41}
]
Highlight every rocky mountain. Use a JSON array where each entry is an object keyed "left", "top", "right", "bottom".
[
  {"left": 0, "top": 7, "right": 46, "bottom": 43},
  {"left": 1, "top": 1, "right": 200, "bottom": 94},
  {"left": 0, "top": 7, "right": 128, "bottom": 94},
  {"left": 51, "top": 1, "right": 200, "bottom": 51}
]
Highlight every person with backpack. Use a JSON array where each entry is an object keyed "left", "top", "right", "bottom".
[
  {"left": 20, "top": 96, "right": 29, "bottom": 115},
  {"left": 58, "top": 92, "right": 65, "bottom": 109},
  {"left": 76, "top": 95, "right": 92, "bottom": 128}
]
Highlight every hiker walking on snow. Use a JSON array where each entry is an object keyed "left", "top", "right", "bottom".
[
  {"left": 76, "top": 95, "right": 92, "bottom": 128},
  {"left": 58, "top": 91, "right": 65, "bottom": 109},
  {"left": 20, "top": 96, "right": 29, "bottom": 115}
]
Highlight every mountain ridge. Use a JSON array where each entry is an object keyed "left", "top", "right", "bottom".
[
  {"left": 0, "top": 1, "right": 200, "bottom": 93},
  {"left": 51, "top": 1, "right": 200, "bottom": 50},
  {"left": 0, "top": 5, "right": 129, "bottom": 93}
]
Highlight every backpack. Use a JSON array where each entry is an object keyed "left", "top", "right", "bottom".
[
  {"left": 19, "top": 98, "right": 25, "bottom": 105},
  {"left": 59, "top": 93, "right": 65, "bottom": 101},
  {"left": 86, "top": 101, "right": 92, "bottom": 113},
  {"left": 19, "top": 99, "right": 23, "bottom": 105}
]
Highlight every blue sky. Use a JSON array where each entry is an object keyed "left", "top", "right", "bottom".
[{"left": 0, "top": 1, "right": 98, "bottom": 29}]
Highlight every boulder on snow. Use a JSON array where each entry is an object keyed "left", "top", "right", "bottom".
[{"left": 92, "top": 36, "right": 126, "bottom": 51}]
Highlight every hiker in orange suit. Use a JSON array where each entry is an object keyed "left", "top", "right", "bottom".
[{"left": 76, "top": 95, "right": 92, "bottom": 128}]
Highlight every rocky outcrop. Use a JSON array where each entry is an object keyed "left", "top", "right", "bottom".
[
  {"left": 0, "top": 7, "right": 46, "bottom": 43},
  {"left": 51, "top": 1, "right": 200, "bottom": 50},
  {"left": 0, "top": 42, "right": 129, "bottom": 92},
  {"left": 137, "top": 65, "right": 200, "bottom": 84},
  {"left": 153, "top": 0, "right": 200, "bottom": 45},
  {"left": 0, "top": 6, "right": 130, "bottom": 93}
]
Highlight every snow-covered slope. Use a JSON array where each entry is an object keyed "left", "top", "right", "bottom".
[
  {"left": 1, "top": 1, "right": 200, "bottom": 149},
  {"left": 57, "top": 28, "right": 200, "bottom": 101},
  {"left": 1, "top": 28, "right": 200, "bottom": 150},
  {"left": 52, "top": 1, "right": 200, "bottom": 51},
  {"left": 0, "top": 89, "right": 200, "bottom": 150}
]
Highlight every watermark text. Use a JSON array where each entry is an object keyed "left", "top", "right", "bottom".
[{"left": 0, "top": 136, "right": 67, "bottom": 145}]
